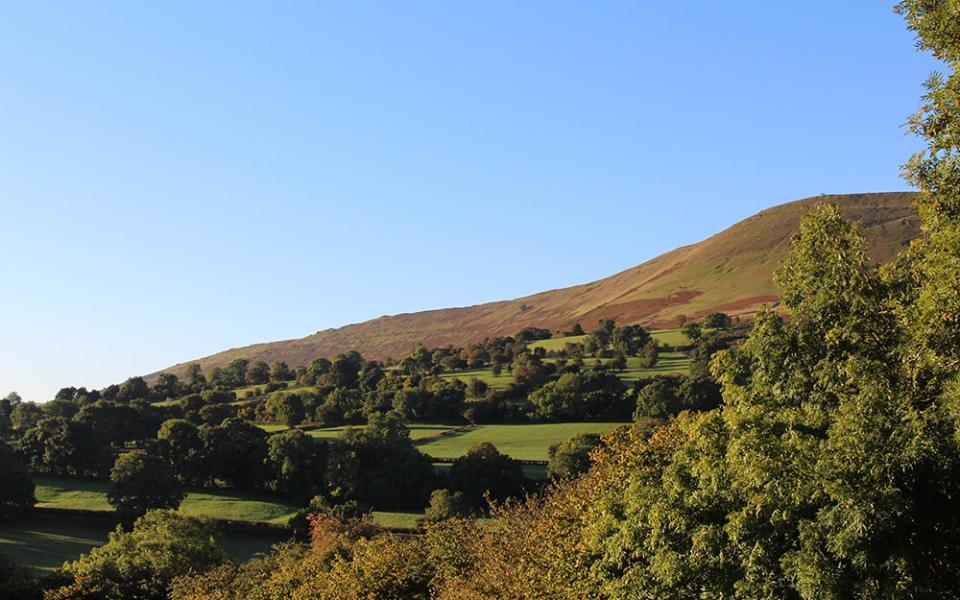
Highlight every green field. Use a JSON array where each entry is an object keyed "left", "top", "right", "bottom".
[
  {"left": 0, "top": 516, "right": 290, "bottom": 574},
  {"left": 257, "top": 423, "right": 290, "bottom": 433},
  {"left": 441, "top": 329, "right": 691, "bottom": 391},
  {"left": 34, "top": 476, "right": 299, "bottom": 525},
  {"left": 527, "top": 334, "right": 588, "bottom": 352},
  {"left": 151, "top": 398, "right": 180, "bottom": 407},
  {"left": 649, "top": 328, "right": 690, "bottom": 347},
  {"left": 416, "top": 422, "right": 625, "bottom": 461},
  {"left": 528, "top": 328, "right": 690, "bottom": 352},
  {"left": 617, "top": 352, "right": 690, "bottom": 380},
  {"left": 0, "top": 517, "right": 108, "bottom": 573},
  {"left": 371, "top": 511, "right": 422, "bottom": 529},
  {"left": 32, "top": 476, "right": 429, "bottom": 529},
  {"left": 304, "top": 423, "right": 460, "bottom": 441},
  {"left": 439, "top": 367, "right": 516, "bottom": 390}
]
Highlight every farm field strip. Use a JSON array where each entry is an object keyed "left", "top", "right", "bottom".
[
  {"left": 31, "top": 476, "right": 427, "bottom": 529},
  {"left": 416, "top": 422, "right": 626, "bottom": 461},
  {"left": 0, "top": 517, "right": 290, "bottom": 574},
  {"left": 33, "top": 476, "right": 299, "bottom": 525},
  {"left": 528, "top": 328, "right": 690, "bottom": 352},
  {"left": 255, "top": 423, "right": 461, "bottom": 440}
]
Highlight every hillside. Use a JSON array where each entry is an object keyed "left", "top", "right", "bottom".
[{"left": 157, "top": 192, "right": 919, "bottom": 377}]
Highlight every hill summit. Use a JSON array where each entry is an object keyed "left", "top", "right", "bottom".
[{"left": 158, "top": 192, "right": 919, "bottom": 377}]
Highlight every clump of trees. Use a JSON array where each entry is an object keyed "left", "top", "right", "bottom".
[
  {"left": 108, "top": 452, "right": 184, "bottom": 524},
  {"left": 528, "top": 370, "right": 629, "bottom": 420},
  {"left": 423, "top": 489, "right": 472, "bottom": 522},
  {"left": 0, "top": 441, "right": 35, "bottom": 520},
  {"left": 447, "top": 442, "right": 526, "bottom": 510},
  {"left": 583, "top": 319, "right": 651, "bottom": 357},
  {"left": 48, "top": 510, "right": 228, "bottom": 600},
  {"left": 546, "top": 432, "right": 602, "bottom": 479}
]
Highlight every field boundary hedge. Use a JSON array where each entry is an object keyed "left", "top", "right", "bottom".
[{"left": 411, "top": 424, "right": 474, "bottom": 445}]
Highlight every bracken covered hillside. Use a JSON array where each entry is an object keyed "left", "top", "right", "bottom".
[{"left": 157, "top": 192, "right": 919, "bottom": 377}]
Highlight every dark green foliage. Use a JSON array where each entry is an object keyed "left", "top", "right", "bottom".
[
  {"left": 152, "top": 373, "right": 182, "bottom": 400},
  {"left": 178, "top": 393, "right": 204, "bottom": 421},
  {"left": 108, "top": 452, "right": 184, "bottom": 523},
  {"left": 220, "top": 359, "right": 250, "bottom": 388},
  {"left": 330, "top": 353, "right": 362, "bottom": 388},
  {"left": 632, "top": 377, "right": 681, "bottom": 420},
  {"left": 610, "top": 324, "right": 651, "bottom": 356},
  {"left": 448, "top": 442, "right": 526, "bottom": 509},
  {"left": 264, "top": 392, "right": 306, "bottom": 427},
  {"left": 424, "top": 488, "right": 472, "bottom": 522},
  {"left": 511, "top": 352, "right": 549, "bottom": 387},
  {"left": 702, "top": 311, "right": 732, "bottom": 329},
  {"left": 0, "top": 554, "right": 41, "bottom": 600},
  {"left": 270, "top": 361, "right": 293, "bottom": 382},
  {"left": 10, "top": 402, "right": 42, "bottom": 432},
  {"left": 246, "top": 360, "right": 270, "bottom": 385},
  {"left": 41, "top": 398, "right": 80, "bottom": 420},
  {"left": 0, "top": 441, "right": 35, "bottom": 519},
  {"left": 48, "top": 510, "right": 228, "bottom": 600},
  {"left": 264, "top": 428, "right": 326, "bottom": 503},
  {"left": 547, "top": 432, "right": 602, "bottom": 479},
  {"left": 116, "top": 376, "right": 150, "bottom": 403},
  {"left": 638, "top": 338, "right": 659, "bottom": 368},
  {"left": 287, "top": 495, "right": 369, "bottom": 539},
  {"left": 315, "top": 387, "right": 364, "bottom": 425},
  {"left": 199, "top": 389, "right": 234, "bottom": 405},
  {"left": 515, "top": 327, "right": 552, "bottom": 343},
  {"left": 391, "top": 378, "right": 466, "bottom": 422},
  {"left": 156, "top": 419, "right": 204, "bottom": 484},
  {"left": 199, "top": 418, "right": 267, "bottom": 488},
  {"left": 326, "top": 412, "right": 436, "bottom": 508},
  {"left": 73, "top": 401, "right": 143, "bottom": 447},
  {"left": 185, "top": 363, "right": 206, "bottom": 390},
  {"left": 17, "top": 417, "right": 100, "bottom": 476},
  {"left": 307, "top": 357, "right": 332, "bottom": 380},
  {"left": 681, "top": 321, "right": 702, "bottom": 343},
  {"left": 359, "top": 362, "right": 385, "bottom": 391},
  {"left": 198, "top": 402, "right": 236, "bottom": 425},
  {"left": 529, "top": 370, "right": 629, "bottom": 420},
  {"left": 687, "top": 328, "right": 740, "bottom": 379}
]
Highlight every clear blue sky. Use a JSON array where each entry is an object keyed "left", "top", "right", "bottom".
[{"left": 0, "top": 2, "right": 937, "bottom": 402}]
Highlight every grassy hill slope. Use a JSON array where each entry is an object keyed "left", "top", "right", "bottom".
[{"left": 157, "top": 192, "right": 919, "bottom": 378}]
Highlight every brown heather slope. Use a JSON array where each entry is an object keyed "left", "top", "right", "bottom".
[{"left": 156, "top": 192, "right": 920, "bottom": 378}]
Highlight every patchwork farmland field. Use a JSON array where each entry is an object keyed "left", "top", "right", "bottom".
[
  {"left": 33, "top": 475, "right": 299, "bottom": 525},
  {"left": 31, "top": 475, "right": 426, "bottom": 530},
  {"left": 302, "top": 423, "right": 460, "bottom": 441},
  {"left": 415, "top": 422, "right": 626, "bottom": 461},
  {"left": 0, "top": 516, "right": 290, "bottom": 574}
]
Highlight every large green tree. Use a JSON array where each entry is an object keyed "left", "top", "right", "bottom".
[
  {"left": 448, "top": 442, "right": 526, "bottom": 509},
  {"left": 108, "top": 452, "right": 184, "bottom": 523},
  {"left": 156, "top": 419, "right": 205, "bottom": 484},
  {"left": 17, "top": 417, "right": 99, "bottom": 476},
  {"left": 584, "top": 195, "right": 960, "bottom": 597}
]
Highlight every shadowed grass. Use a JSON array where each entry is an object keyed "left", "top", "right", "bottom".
[{"left": 0, "top": 516, "right": 290, "bottom": 574}]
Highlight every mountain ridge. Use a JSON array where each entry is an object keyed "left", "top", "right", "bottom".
[{"left": 155, "top": 192, "right": 920, "bottom": 378}]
